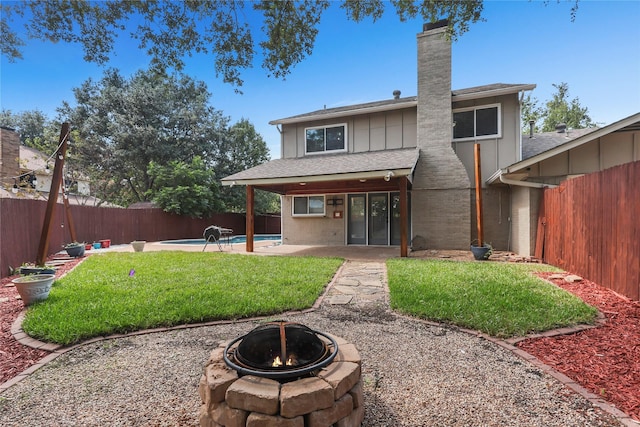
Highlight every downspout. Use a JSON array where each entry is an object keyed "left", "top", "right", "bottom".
[
  {"left": 276, "top": 124, "right": 283, "bottom": 159},
  {"left": 497, "top": 170, "right": 555, "bottom": 254}
]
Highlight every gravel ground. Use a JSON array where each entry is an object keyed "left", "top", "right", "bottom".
[{"left": 0, "top": 303, "right": 621, "bottom": 427}]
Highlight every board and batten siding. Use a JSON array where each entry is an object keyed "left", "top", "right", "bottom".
[
  {"left": 280, "top": 107, "right": 417, "bottom": 159},
  {"left": 526, "top": 129, "right": 640, "bottom": 185},
  {"left": 452, "top": 94, "right": 522, "bottom": 188}
]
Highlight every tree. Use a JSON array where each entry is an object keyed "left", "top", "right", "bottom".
[
  {"left": 0, "top": 1, "right": 495, "bottom": 89},
  {"left": 541, "top": 82, "right": 595, "bottom": 132},
  {"left": 146, "top": 156, "right": 223, "bottom": 218},
  {"left": 0, "top": 109, "right": 60, "bottom": 153},
  {"left": 213, "top": 118, "right": 278, "bottom": 213},
  {"left": 60, "top": 68, "right": 229, "bottom": 207},
  {"left": 522, "top": 82, "right": 595, "bottom": 133}
]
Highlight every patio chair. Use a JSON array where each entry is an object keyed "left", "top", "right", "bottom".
[{"left": 203, "top": 225, "right": 233, "bottom": 252}]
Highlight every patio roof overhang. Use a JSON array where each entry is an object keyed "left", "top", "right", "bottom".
[{"left": 221, "top": 148, "right": 419, "bottom": 195}]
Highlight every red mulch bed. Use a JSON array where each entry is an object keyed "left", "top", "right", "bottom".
[
  {"left": 518, "top": 272, "right": 640, "bottom": 422},
  {"left": 0, "top": 256, "right": 84, "bottom": 384}
]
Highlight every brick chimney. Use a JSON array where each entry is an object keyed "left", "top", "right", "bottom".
[
  {"left": 411, "top": 21, "right": 471, "bottom": 249},
  {"left": 0, "top": 127, "right": 20, "bottom": 188}
]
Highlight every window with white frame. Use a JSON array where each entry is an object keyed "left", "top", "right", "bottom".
[
  {"left": 453, "top": 104, "right": 501, "bottom": 140},
  {"left": 292, "top": 195, "right": 325, "bottom": 216},
  {"left": 305, "top": 124, "right": 347, "bottom": 154}
]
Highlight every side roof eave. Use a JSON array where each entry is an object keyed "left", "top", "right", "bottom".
[
  {"left": 452, "top": 83, "right": 536, "bottom": 102},
  {"left": 504, "top": 112, "right": 640, "bottom": 175}
]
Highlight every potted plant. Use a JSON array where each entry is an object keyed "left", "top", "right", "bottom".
[
  {"left": 64, "top": 242, "right": 86, "bottom": 258},
  {"left": 12, "top": 274, "right": 55, "bottom": 306},
  {"left": 470, "top": 241, "right": 492, "bottom": 261},
  {"left": 19, "top": 264, "right": 56, "bottom": 276},
  {"left": 131, "top": 240, "right": 146, "bottom": 252}
]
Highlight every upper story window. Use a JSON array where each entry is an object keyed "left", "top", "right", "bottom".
[
  {"left": 453, "top": 104, "right": 501, "bottom": 141},
  {"left": 305, "top": 124, "right": 347, "bottom": 154}
]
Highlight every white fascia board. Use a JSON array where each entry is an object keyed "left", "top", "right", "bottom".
[
  {"left": 220, "top": 168, "right": 414, "bottom": 187},
  {"left": 269, "top": 101, "right": 417, "bottom": 125},
  {"left": 453, "top": 84, "right": 536, "bottom": 102},
  {"left": 507, "top": 112, "right": 640, "bottom": 173}
]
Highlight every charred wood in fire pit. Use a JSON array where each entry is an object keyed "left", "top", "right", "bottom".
[{"left": 223, "top": 321, "right": 338, "bottom": 381}]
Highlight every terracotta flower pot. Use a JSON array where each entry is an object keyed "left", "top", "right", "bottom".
[{"left": 12, "top": 274, "right": 55, "bottom": 306}]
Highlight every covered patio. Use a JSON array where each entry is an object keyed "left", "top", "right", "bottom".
[{"left": 222, "top": 148, "right": 419, "bottom": 257}]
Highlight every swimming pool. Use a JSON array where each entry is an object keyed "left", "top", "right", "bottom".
[{"left": 161, "top": 234, "right": 281, "bottom": 245}]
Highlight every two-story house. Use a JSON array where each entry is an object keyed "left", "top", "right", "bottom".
[{"left": 222, "top": 21, "right": 536, "bottom": 256}]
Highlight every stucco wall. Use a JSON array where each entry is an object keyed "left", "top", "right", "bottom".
[
  {"left": 281, "top": 195, "right": 345, "bottom": 245},
  {"left": 509, "top": 186, "right": 543, "bottom": 256}
]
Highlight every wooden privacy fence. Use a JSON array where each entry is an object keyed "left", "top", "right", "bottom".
[
  {"left": 538, "top": 160, "right": 639, "bottom": 301},
  {"left": 0, "top": 199, "right": 280, "bottom": 278}
]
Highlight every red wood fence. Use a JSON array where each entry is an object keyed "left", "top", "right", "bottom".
[
  {"left": 0, "top": 199, "right": 280, "bottom": 278},
  {"left": 539, "top": 160, "right": 639, "bottom": 301}
]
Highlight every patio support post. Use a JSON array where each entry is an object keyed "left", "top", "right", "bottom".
[
  {"left": 400, "top": 176, "right": 408, "bottom": 257},
  {"left": 246, "top": 185, "right": 254, "bottom": 252},
  {"left": 36, "top": 123, "right": 70, "bottom": 266},
  {"left": 474, "top": 143, "right": 484, "bottom": 245}
]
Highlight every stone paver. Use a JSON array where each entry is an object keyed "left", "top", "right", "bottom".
[
  {"left": 325, "top": 261, "right": 387, "bottom": 307},
  {"left": 327, "top": 295, "right": 353, "bottom": 305}
]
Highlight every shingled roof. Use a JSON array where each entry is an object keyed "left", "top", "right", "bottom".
[
  {"left": 270, "top": 83, "right": 535, "bottom": 125},
  {"left": 522, "top": 127, "right": 598, "bottom": 160},
  {"left": 221, "top": 148, "right": 420, "bottom": 185}
]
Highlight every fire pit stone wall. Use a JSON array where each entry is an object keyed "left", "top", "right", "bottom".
[{"left": 199, "top": 334, "right": 363, "bottom": 427}]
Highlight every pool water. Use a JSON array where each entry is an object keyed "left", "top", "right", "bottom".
[{"left": 161, "top": 235, "right": 281, "bottom": 245}]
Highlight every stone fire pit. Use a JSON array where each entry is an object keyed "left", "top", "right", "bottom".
[{"left": 199, "top": 333, "right": 363, "bottom": 427}]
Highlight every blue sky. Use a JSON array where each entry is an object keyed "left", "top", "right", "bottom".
[{"left": 1, "top": 1, "right": 639, "bottom": 159}]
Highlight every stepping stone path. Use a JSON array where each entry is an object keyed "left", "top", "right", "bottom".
[{"left": 326, "top": 260, "right": 387, "bottom": 306}]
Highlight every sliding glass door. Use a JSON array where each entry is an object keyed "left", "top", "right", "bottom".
[
  {"left": 347, "top": 194, "right": 366, "bottom": 244},
  {"left": 347, "top": 192, "right": 410, "bottom": 246},
  {"left": 368, "top": 193, "right": 389, "bottom": 245}
]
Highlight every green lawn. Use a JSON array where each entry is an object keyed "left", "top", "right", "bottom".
[
  {"left": 387, "top": 259, "right": 597, "bottom": 338},
  {"left": 22, "top": 252, "right": 598, "bottom": 346},
  {"left": 21, "top": 252, "right": 343, "bottom": 345}
]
